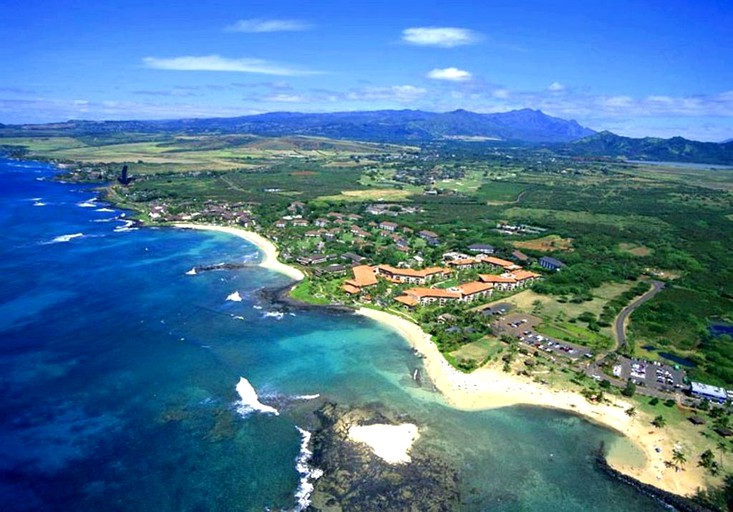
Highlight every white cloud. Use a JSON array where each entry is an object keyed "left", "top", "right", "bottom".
[
  {"left": 225, "top": 18, "right": 311, "bottom": 33},
  {"left": 346, "top": 85, "right": 427, "bottom": 103},
  {"left": 548, "top": 82, "right": 565, "bottom": 92},
  {"left": 265, "top": 94, "right": 306, "bottom": 103},
  {"left": 492, "top": 88, "right": 510, "bottom": 99},
  {"left": 427, "top": 67, "right": 472, "bottom": 81},
  {"left": 143, "top": 55, "right": 318, "bottom": 76},
  {"left": 402, "top": 27, "right": 479, "bottom": 47}
]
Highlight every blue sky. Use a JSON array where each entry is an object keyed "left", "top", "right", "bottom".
[{"left": 1, "top": 0, "right": 732, "bottom": 140}]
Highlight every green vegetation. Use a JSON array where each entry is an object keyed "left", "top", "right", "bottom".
[{"left": 2, "top": 129, "right": 732, "bottom": 386}]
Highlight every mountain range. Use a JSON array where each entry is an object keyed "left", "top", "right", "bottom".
[{"left": 3, "top": 109, "right": 732, "bottom": 165}]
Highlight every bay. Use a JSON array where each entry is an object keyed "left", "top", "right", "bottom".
[{"left": 0, "top": 158, "right": 664, "bottom": 511}]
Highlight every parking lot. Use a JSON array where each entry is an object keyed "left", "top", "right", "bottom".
[
  {"left": 497, "top": 313, "right": 593, "bottom": 361},
  {"left": 611, "top": 357, "right": 686, "bottom": 393}
]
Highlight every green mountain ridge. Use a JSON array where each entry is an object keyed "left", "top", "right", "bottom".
[{"left": 560, "top": 131, "right": 733, "bottom": 165}]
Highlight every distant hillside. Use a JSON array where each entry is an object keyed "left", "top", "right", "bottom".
[
  {"left": 561, "top": 131, "right": 733, "bottom": 165},
  {"left": 3, "top": 109, "right": 595, "bottom": 144},
  {"left": 723, "top": 138, "right": 733, "bottom": 144}
]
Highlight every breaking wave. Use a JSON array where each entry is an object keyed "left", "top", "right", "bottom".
[
  {"left": 45, "top": 233, "right": 84, "bottom": 244},
  {"left": 226, "top": 291, "right": 242, "bottom": 302},
  {"left": 292, "top": 427, "right": 323, "bottom": 511},
  {"left": 235, "top": 377, "right": 279, "bottom": 416}
]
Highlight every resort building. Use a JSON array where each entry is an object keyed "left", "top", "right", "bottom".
[
  {"left": 418, "top": 230, "right": 441, "bottom": 246},
  {"left": 350, "top": 226, "right": 370, "bottom": 238},
  {"left": 453, "top": 281, "right": 494, "bottom": 302},
  {"left": 510, "top": 269, "right": 542, "bottom": 286},
  {"left": 314, "top": 218, "right": 330, "bottom": 227},
  {"left": 511, "top": 250, "right": 530, "bottom": 263},
  {"left": 342, "top": 265, "right": 378, "bottom": 295},
  {"left": 396, "top": 287, "right": 461, "bottom": 306},
  {"left": 468, "top": 243, "right": 496, "bottom": 254},
  {"left": 379, "top": 221, "right": 399, "bottom": 232},
  {"left": 478, "top": 270, "right": 541, "bottom": 291},
  {"left": 376, "top": 264, "right": 452, "bottom": 285},
  {"left": 539, "top": 256, "right": 566, "bottom": 271},
  {"left": 478, "top": 255, "right": 519, "bottom": 271},
  {"left": 478, "top": 274, "right": 520, "bottom": 292},
  {"left": 297, "top": 253, "right": 330, "bottom": 266},
  {"left": 447, "top": 258, "right": 479, "bottom": 270}
]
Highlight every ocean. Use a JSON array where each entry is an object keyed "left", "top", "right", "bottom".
[{"left": 0, "top": 158, "right": 666, "bottom": 511}]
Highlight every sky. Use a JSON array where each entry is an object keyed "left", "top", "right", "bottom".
[{"left": 1, "top": 0, "right": 732, "bottom": 141}]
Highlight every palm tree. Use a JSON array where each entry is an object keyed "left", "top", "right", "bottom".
[
  {"left": 625, "top": 407, "right": 637, "bottom": 418},
  {"left": 717, "top": 440, "right": 728, "bottom": 468},
  {"left": 672, "top": 449, "right": 687, "bottom": 472},
  {"left": 652, "top": 415, "right": 667, "bottom": 428}
]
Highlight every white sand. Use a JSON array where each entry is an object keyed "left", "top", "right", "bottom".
[
  {"left": 348, "top": 423, "right": 420, "bottom": 464},
  {"left": 355, "top": 307, "right": 707, "bottom": 496},
  {"left": 173, "top": 223, "right": 305, "bottom": 281}
]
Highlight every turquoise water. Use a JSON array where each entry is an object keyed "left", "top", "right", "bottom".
[{"left": 0, "top": 158, "right": 665, "bottom": 511}]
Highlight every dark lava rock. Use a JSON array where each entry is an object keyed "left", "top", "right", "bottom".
[{"left": 308, "top": 402, "right": 460, "bottom": 512}]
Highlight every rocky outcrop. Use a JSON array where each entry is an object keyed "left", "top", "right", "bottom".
[{"left": 308, "top": 402, "right": 460, "bottom": 512}]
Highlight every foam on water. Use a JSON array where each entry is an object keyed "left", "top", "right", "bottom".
[
  {"left": 45, "top": 233, "right": 84, "bottom": 244},
  {"left": 33, "top": 201, "right": 47, "bottom": 207},
  {"left": 293, "top": 394, "right": 320, "bottom": 401},
  {"left": 235, "top": 377, "right": 279, "bottom": 416},
  {"left": 226, "top": 291, "right": 242, "bottom": 302},
  {"left": 95, "top": 207, "right": 115, "bottom": 212},
  {"left": 77, "top": 199, "right": 97, "bottom": 208},
  {"left": 291, "top": 426, "right": 323, "bottom": 511},
  {"left": 262, "top": 311, "right": 285, "bottom": 320},
  {"left": 114, "top": 220, "right": 138, "bottom": 232},
  {"left": 185, "top": 268, "right": 197, "bottom": 276}
]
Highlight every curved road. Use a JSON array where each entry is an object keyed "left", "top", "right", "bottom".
[{"left": 614, "top": 280, "right": 665, "bottom": 350}]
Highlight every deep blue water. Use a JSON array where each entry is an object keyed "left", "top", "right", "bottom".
[{"left": 0, "top": 158, "right": 666, "bottom": 511}]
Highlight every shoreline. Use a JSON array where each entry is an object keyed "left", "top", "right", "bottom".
[
  {"left": 171, "top": 221, "right": 706, "bottom": 498},
  {"left": 172, "top": 223, "right": 305, "bottom": 282},
  {"left": 354, "top": 307, "right": 707, "bottom": 497}
]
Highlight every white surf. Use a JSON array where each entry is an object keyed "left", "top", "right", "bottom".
[{"left": 235, "top": 377, "right": 279, "bottom": 416}]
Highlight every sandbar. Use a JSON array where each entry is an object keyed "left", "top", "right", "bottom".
[
  {"left": 355, "top": 307, "right": 707, "bottom": 497},
  {"left": 173, "top": 223, "right": 305, "bottom": 281},
  {"left": 348, "top": 423, "right": 420, "bottom": 464}
]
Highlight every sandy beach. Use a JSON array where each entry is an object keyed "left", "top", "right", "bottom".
[
  {"left": 171, "top": 223, "right": 706, "bottom": 496},
  {"left": 173, "top": 223, "right": 305, "bottom": 282},
  {"left": 355, "top": 307, "right": 707, "bottom": 497},
  {"left": 348, "top": 423, "right": 420, "bottom": 464}
]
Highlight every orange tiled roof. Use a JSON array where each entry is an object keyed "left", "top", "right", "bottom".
[
  {"left": 479, "top": 256, "right": 515, "bottom": 268},
  {"left": 404, "top": 287, "right": 461, "bottom": 299},
  {"left": 456, "top": 281, "right": 494, "bottom": 295},
  {"left": 346, "top": 265, "right": 378, "bottom": 288},
  {"left": 510, "top": 270, "right": 541, "bottom": 281},
  {"left": 448, "top": 258, "right": 477, "bottom": 267},
  {"left": 342, "top": 284, "right": 361, "bottom": 295},
  {"left": 378, "top": 264, "right": 451, "bottom": 278},
  {"left": 395, "top": 295, "right": 419, "bottom": 307},
  {"left": 479, "top": 274, "right": 517, "bottom": 283}
]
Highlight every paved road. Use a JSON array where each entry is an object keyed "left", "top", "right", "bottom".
[{"left": 614, "top": 280, "right": 665, "bottom": 350}]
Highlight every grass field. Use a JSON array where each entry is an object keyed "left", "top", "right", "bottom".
[
  {"left": 619, "top": 243, "right": 653, "bottom": 256},
  {"left": 450, "top": 336, "right": 504, "bottom": 365},
  {"left": 316, "top": 189, "right": 414, "bottom": 202},
  {"left": 502, "top": 206, "right": 672, "bottom": 232},
  {"left": 513, "top": 234, "right": 574, "bottom": 252}
]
